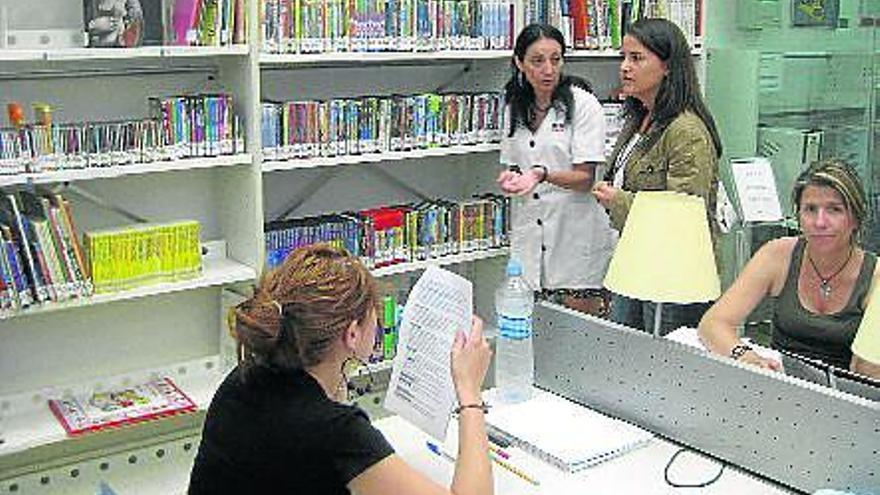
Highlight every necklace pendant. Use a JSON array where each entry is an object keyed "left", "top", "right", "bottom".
[{"left": 819, "top": 280, "right": 832, "bottom": 299}]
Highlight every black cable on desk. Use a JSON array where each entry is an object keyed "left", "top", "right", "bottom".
[{"left": 663, "top": 447, "right": 726, "bottom": 488}]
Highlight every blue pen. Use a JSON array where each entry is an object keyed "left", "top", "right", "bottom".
[{"left": 426, "top": 441, "right": 456, "bottom": 463}]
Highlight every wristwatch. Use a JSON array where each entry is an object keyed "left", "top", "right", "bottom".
[
  {"left": 729, "top": 343, "right": 753, "bottom": 361},
  {"left": 532, "top": 164, "right": 548, "bottom": 183}
]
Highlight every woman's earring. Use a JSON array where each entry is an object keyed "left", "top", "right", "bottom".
[{"left": 517, "top": 71, "right": 525, "bottom": 88}]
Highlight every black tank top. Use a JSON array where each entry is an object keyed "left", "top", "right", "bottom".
[{"left": 772, "top": 238, "right": 876, "bottom": 369}]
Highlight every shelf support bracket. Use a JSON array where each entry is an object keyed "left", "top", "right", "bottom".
[
  {"left": 362, "top": 165, "right": 433, "bottom": 201},
  {"left": 52, "top": 183, "right": 150, "bottom": 224},
  {"left": 271, "top": 168, "right": 341, "bottom": 221}
]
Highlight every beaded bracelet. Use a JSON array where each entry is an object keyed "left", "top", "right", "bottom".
[
  {"left": 729, "top": 343, "right": 753, "bottom": 361},
  {"left": 453, "top": 401, "right": 491, "bottom": 415}
]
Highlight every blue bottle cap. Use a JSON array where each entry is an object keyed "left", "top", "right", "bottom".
[{"left": 506, "top": 259, "right": 523, "bottom": 277}]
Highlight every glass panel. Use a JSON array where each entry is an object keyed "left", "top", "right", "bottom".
[{"left": 705, "top": 0, "right": 876, "bottom": 336}]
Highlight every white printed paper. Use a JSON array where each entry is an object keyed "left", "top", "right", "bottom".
[
  {"left": 730, "top": 157, "right": 784, "bottom": 223},
  {"left": 383, "top": 265, "right": 473, "bottom": 440}
]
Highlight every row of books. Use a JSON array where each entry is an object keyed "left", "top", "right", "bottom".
[
  {"left": 528, "top": 0, "right": 702, "bottom": 50},
  {"left": 148, "top": 94, "right": 246, "bottom": 160},
  {"left": 261, "top": 92, "right": 503, "bottom": 160},
  {"left": 265, "top": 194, "right": 510, "bottom": 269},
  {"left": 0, "top": 95, "right": 244, "bottom": 177},
  {"left": 0, "top": 189, "right": 91, "bottom": 313},
  {"left": 84, "top": 220, "right": 203, "bottom": 295},
  {"left": 82, "top": 0, "right": 247, "bottom": 49},
  {"left": 260, "top": 0, "right": 515, "bottom": 54}
]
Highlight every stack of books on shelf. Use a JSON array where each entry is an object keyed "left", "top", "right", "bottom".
[
  {"left": 260, "top": 0, "right": 515, "bottom": 53},
  {"left": 264, "top": 194, "right": 509, "bottom": 269},
  {"left": 0, "top": 189, "right": 91, "bottom": 313},
  {"left": 84, "top": 220, "right": 203, "bottom": 294},
  {"left": 0, "top": 94, "right": 244, "bottom": 178},
  {"left": 82, "top": 0, "right": 247, "bottom": 49},
  {"left": 261, "top": 92, "right": 503, "bottom": 161},
  {"left": 48, "top": 377, "right": 197, "bottom": 436},
  {"left": 527, "top": 0, "right": 703, "bottom": 50}
]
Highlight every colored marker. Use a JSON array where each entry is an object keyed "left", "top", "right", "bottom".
[
  {"left": 490, "top": 453, "right": 540, "bottom": 486},
  {"left": 487, "top": 443, "right": 510, "bottom": 460},
  {"left": 426, "top": 441, "right": 455, "bottom": 463}
]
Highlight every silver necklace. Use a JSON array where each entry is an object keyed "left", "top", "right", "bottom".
[{"left": 807, "top": 246, "right": 853, "bottom": 299}]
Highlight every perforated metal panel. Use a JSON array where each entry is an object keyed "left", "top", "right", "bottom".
[{"left": 532, "top": 302, "right": 880, "bottom": 494}]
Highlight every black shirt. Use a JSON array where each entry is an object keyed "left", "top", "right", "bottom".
[{"left": 189, "top": 365, "right": 394, "bottom": 494}]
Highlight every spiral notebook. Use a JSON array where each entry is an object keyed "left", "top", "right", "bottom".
[{"left": 486, "top": 391, "right": 654, "bottom": 473}]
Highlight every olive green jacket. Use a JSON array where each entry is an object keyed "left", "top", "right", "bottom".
[{"left": 603, "top": 110, "right": 719, "bottom": 234}]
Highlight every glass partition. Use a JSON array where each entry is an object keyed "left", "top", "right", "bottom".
[{"left": 705, "top": 1, "right": 877, "bottom": 338}]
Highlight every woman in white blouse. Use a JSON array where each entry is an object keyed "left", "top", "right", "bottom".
[{"left": 496, "top": 23, "right": 617, "bottom": 316}]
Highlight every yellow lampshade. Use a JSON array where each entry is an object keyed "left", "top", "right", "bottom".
[
  {"left": 603, "top": 191, "right": 720, "bottom": 303},
  {"left": 852, "top": 285, "right": 880, "bottom": 364}
]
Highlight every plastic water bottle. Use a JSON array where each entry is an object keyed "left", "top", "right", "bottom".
[{"left": 495, "top": 259, "right": 534, "bottom": 404}]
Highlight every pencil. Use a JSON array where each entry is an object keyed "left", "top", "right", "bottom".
[{"left": 490, "top": 452, "right": 540, "bottom": 486}]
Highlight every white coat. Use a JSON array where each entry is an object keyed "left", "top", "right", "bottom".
[{"left": 500, "top": 87, "right": 617, "bottom": 290}]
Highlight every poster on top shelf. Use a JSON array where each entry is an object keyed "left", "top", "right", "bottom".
[
  {"left": 791, "top": 0, "right": 840, "bottom": 27},
  {"left": 83, "top": 0, "right": 171, "bottom": 47}
]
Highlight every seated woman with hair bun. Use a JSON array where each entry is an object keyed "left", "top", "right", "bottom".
[{"left": 189, "top": 243, "right": 494, "bottom": 495}]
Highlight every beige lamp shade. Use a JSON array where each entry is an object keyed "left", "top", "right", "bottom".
[
  {"left": 603, "top": 191, "right": 720, "bottom": 303},
  {"left": 852, "top": 286, "right": 880, "bottom": 364}
]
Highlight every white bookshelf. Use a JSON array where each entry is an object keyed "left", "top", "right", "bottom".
[
  {"left": 371, "top": 248, "right": 509, "bottom": 278},
  {"left": 0, "top": 356, "right": 224, "bottom": 459},
  {"left": 0, "top": 154, "right": 252, "bottom": 187},
  {"left": 263, "top": 144, "right": 499, "bottom": 172},
  {"left": 259, "top": 49, "right": 512, "bottom": 66},
  {"left": 0, "top": 45, "right": 249, "bottom": 63},
  {"left": 0, "top": 1, "right": 262, "bottom": 488},
  {"left": 1, "top": 257, "right": 255, "bottom": 321}
]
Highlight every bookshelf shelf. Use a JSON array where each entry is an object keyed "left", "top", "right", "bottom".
[
  {"left": 371, "top": 247, "right": 508, "bottom": 278},
  {"left": 0, "top": 257, "right": 256, "bottom": 321},
  {"left": 259, "top": 49, "right": 512, "bottom": 67},
  {"left": 566, "top": 47, "right": 701, "bottom": 59},
  {"left": 262, "top": 144, "right": 499, "bottom": 172},
  {"left": 0, "top": 154, "right": 253, "bottom": 187},
  {"left": 0, "top": 45, "right": 249, "bottom": 63},
  {"left": 258, "top": 47, "right": 703, "bottom": 66},
  {"left": 0, "top": 355, "right": 225, "bottom": 472}
]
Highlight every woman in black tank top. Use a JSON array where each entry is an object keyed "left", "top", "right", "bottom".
[{"left": 697, "top": 159, "right": 880, "bottom": 379}]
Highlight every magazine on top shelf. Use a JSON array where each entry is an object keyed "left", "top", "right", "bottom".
[
  {"left": 48, "top": 377, "right": 197, "bottom": 436},
  {"left": 83, "top": 0, "right": 245, "bottom": 48},
  {"left": 83, "top": 0, "right": 171, "bottom": 47}
]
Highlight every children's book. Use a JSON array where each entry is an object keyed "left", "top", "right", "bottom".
[{"left": 48, "top": 377, "right": 196, "bottom": 436}]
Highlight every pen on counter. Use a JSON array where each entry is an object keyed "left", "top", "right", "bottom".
[
  {"left": 490, "top": 452, "right": 540, "bottom": 486},
  {"left": 426, "top": 441, "right": 456, "bottom": 463},
  {"left": 488, "top": 431, "right": 511, "bottom": 448}
]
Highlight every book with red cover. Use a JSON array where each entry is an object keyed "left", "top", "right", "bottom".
[{"left": 48, "top": 377, "right": 197, "bottom": 436}]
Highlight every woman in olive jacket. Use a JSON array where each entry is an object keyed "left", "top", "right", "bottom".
[{"left": 592, "top": 18, "right": 723, "bottom": 335}]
